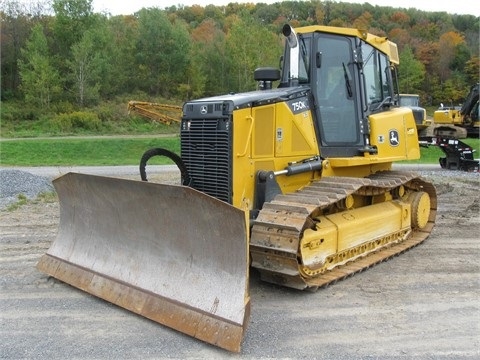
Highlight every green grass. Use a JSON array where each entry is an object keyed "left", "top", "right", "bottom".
[
  {"left": 2, "top": 97, "right": 477, "bottom": 167},
  {"left": 5, "top": 193, "right": 29, "bottom": 211},
  {"left": 0, "top": 137, "right": 180, "bottom": 166},
  {"left": 403, "top": 137, "right": 480, "bottom": 164},
  {"left": 0, "top": 135, "right": 477, "bottom": 167},
  {"left": 0, "top": 97, "right": 181, "bottom": 138},
  {"left": 5, "top": 191, "right": 58, "bottom": 211}
]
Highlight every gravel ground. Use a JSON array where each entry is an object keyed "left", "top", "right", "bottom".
[
  {"left": 0, "top": 165, "right": 479, "bottom": 359},
  {"left": 0, "top": 164, "right": 475, "bottom": 210},
  {"left": 0, "top": 170, "right": 54, "bottom": 209},
  {"left": 0, "top": 165, "right": 179, "bottom": 210}
]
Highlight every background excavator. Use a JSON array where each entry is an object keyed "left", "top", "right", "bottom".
[
  {"left": 432, "top": 83, "right": 479, "bottom": 138},
  {"left": 37, "top": 25, "right": 437, "bottom": 352}
]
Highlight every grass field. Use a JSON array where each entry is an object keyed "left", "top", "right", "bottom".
[
  {"left": 404, "top": 137, "right": 479, "bottom": 164},
  {"left": 0, "top": 136, "right": 478, "bottom": 167},
  {"left": 0, "top": 136, "right": 180, "bottom": 166}
]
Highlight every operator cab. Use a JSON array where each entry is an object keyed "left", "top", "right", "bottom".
[{"left": 278, "top": 25, "right": 397, "bottom": 157}]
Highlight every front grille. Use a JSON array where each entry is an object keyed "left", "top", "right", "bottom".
[{"left": 181, "top": 117, "right": 232, "bottom": 203}]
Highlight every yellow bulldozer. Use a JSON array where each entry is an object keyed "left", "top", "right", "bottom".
[
  {"left": 37, "top": 25, "right": 437, "bottom": 352},
  {"left": 398, "top": 93, "right": 431, "bottom": 133}
]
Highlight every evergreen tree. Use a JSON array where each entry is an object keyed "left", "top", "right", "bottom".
[{"left": 18, "top": 24, "right": 62, "bottom": 108}]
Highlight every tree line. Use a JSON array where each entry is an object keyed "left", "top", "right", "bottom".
[{"left": 1, "top": 0, "right": 479, "bottom": 116}]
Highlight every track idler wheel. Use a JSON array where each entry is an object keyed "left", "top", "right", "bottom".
[{"left": 407, "top": 191, "right": 431, "bottom": 229}]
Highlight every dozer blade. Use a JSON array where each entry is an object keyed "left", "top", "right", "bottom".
[{"left": 37, "top": 173, "right": 250, "bottom": 352}]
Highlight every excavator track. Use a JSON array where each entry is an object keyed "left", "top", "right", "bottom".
[{"left": 250, "top": 171, "right": 437, "bottom": 290}]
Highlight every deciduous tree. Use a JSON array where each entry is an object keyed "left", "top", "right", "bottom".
[
  {"left": 135, "top": 8, "right": 191, "bottom": 97},
  {"left": 66, "top": 17, "right": 115, "bottom": 106},
  {"left": 438, "top": 31, "right": 465, "bottom": 82},
  {"left": 398, "top": 45, "right": 425, "bottom": 94},
  {"left": 226, "top": 16, "right": 282, "bottom": 92}
]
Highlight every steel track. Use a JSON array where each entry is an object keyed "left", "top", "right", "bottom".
[{"left": 250, "top": 171, "right": 437, "bottom": 290}]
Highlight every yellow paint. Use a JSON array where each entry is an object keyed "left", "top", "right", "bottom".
[
  {"left": 231, "top": 98, "right": 422, "bottom": 210},
  {"left": 299, "top": 200, "right": 411, "bottom": 274}
]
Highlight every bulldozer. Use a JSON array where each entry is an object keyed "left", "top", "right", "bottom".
[
  {"left": 37, "top": 25, "right": 437, "bottom": 352},
  {"left": 398, "top": 93, "right": 431, "bottom": 133}
]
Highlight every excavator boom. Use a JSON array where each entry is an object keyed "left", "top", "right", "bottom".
[
  {"left": 127, "top": 101, "right": 182, "bottom": 125},
  {"left": 37, "top": 173, "right": 250, "bottom": 352}
]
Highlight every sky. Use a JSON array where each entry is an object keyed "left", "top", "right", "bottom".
[{"left": 92, "top": 0, "right": 477, "bottom": 17}]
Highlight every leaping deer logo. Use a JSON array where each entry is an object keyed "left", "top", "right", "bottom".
[{"left": 389, "top": 130, "right": 399, "bottom": 147}]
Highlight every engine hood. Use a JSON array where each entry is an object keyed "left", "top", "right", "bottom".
[{"left": 183, "top": 86, "right": 310, "bottom": 116}]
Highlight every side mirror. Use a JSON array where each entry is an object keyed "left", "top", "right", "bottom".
[{"left": 254, "top": 67, "right": 281, "bottom": 90}]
